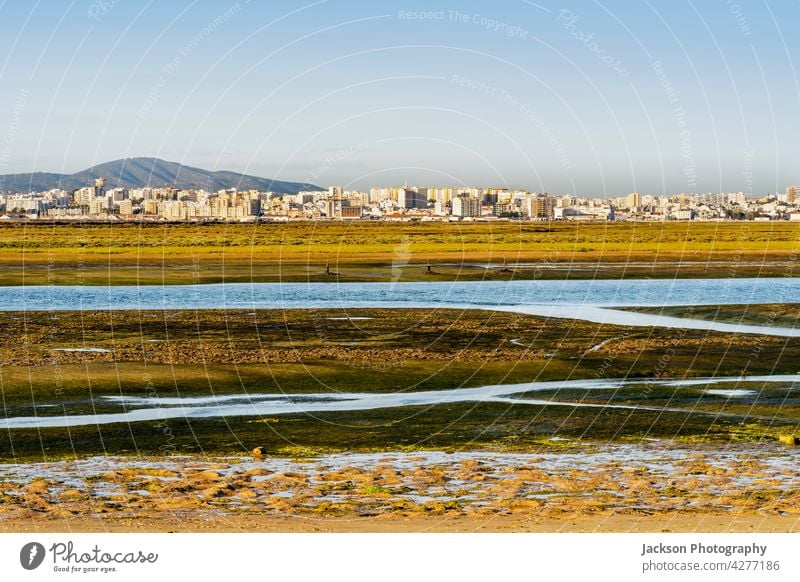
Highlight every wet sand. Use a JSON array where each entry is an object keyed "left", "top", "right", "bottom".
[
  {"left": 2, "top": 445, "right": 798, "bottom": 533},
  {"left": 4, "top": 512, "right": 799, "bottom": 533}
]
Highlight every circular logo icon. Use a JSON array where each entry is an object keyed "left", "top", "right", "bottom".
[{"left": 20, "top": 542, "right": 46, "bottom": 570}]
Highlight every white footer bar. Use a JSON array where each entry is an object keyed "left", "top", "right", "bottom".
[{"left": 1, "top": 533, "right": 797, "bottom": 582}]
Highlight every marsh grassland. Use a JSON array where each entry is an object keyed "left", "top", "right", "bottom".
[{"left": 2, "top": 221, "right": 800, "bottom": 284}]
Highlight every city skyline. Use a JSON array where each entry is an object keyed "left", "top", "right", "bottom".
[
  {"left": 0, "top": 1, "right": 798, "bottom": 195},
  {"left": 3, "top": 162, "right": 798, "bottom": 223}
]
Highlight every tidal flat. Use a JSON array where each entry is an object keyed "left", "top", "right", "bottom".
[
  {"left": 1, "top": 305, "right": 799, "bottom": 532},
  {"left": 1, "top": 308, "right": 799, "bottom": 460},
  {"left": 1, "top": 444, "right": 799, "bottom": 533}
]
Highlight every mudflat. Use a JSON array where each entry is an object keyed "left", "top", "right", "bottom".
[{"left": 2, "top": 445, "right": 798, "bottom": 533}]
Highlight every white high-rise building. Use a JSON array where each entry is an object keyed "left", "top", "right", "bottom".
[{"left": 451, "top": 194, "right": 481, "bottom": 217}]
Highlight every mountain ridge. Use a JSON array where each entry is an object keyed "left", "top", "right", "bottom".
[{"left": 0, "top": 157, "right": 322, "bottom": 194}]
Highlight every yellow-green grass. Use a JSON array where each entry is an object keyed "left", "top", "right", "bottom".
[{"left": 2, "top": 221, "right": 800, "bottom": 284}]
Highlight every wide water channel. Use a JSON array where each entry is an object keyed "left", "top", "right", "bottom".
[{"left": 4, "top": 278, "right": 800, "bottom": 335}]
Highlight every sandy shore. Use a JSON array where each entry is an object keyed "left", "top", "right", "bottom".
[{"left": 4, "top": 513, "right": 799, "bottom": 533}]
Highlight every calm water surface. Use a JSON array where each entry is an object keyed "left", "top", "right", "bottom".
[
  {"left": 3, "top": 277, "right": 799, "bottom": 310},
  {"left": 5, "top": 278, "right": 800, "bottom": 336}
]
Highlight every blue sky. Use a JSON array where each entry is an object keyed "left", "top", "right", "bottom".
[{"left": 0, "top": 0, "right": 797, "bottom": 195}]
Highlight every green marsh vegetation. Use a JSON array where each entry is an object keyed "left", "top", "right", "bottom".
[{"left": 1, "top": 307, "right": 799, "bottom": 460}]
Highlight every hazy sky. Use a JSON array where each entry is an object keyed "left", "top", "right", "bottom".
[{"left": 0, "top": 0, "right": 797, "bottom": 195}]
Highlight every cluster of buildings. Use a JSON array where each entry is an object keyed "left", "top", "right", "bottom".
[
  {"left": 1, "top": 178, "right": 263, "bottom": 221},
  {"left": 2, "top": 178, "right": 800, "bottom": 222}
]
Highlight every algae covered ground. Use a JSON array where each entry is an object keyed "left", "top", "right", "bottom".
[
  {"left": 1, "top": 301, "right": 799, "bottom": 532},
  {"left": 3, "top": 445, "right": 799, "bottom": 530},
  {"left": 1, "top": 307, "right": 799, "bottom": 461}
]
